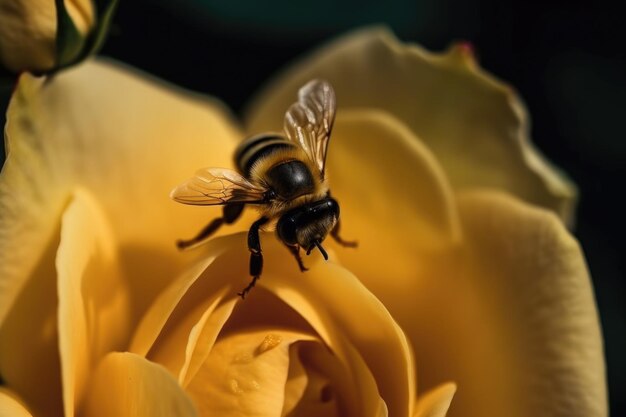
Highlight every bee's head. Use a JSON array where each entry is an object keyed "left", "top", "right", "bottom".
[{"left": 276, "top": 198, "right": 339, "bottom": 258}]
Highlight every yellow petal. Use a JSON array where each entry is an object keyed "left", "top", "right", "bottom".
[
  {"left": 413, "top": 383, "right": 456, "bottom": 417},
  {"left": 245, "top": 27, "right": 576, "bottom": 226},
  {"left": 129, "top": 238, "right": 230, "bottom": 357},
  {"left": 326, "top": 109, "right": 459, "bottom": 279},
  {"left": 1, "top": 59, "right": 243, "bottom": 331},
  {"left": 81, "top": 352, "right": 198, "bottom": 417},
  {"left": 179, "top": 298, "right": 238, "bottom": 386},
  {"left": 0, "top": 388, "right": 34, "bottom": 417},
  {"left": 186, "top": 329, "right": 315, "bottom": 417},
  {"left": 133, "top": 233, "right": 397, "bottom": 416},
  {"left": 56, "top": 189, "right": 130, "bottom": 417},
  {"left": 0, "top": 218, "right": 63, "bottom": 417},
  {"left": 256, "top": 237, "right": 415, "bottom": 417},
  {"left": 0, "top": 0, "right": 56, "bottom": 72},
  {"left": 400, "top": 191, "right": 606, "bottom": 417},
  {"left": 146, "top": 287, "right": 231, "bottom": 381}
]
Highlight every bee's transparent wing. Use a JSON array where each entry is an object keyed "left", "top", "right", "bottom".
[
  {"left": 283, "top": 79, "right": 336, "bottom": 177},
  {"left": 170, "top": 168, "right": 267, "bottom": 205}
]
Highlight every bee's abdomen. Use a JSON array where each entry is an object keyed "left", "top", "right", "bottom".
[{"left": 235, "top": 133, "right": 296, "bottom": 177}]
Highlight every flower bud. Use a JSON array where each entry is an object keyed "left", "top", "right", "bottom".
[{"left": 0, "top": 0, "right": 94, "bottom": 73}]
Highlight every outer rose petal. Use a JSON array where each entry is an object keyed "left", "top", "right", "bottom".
[
  {"left": 0, "top": 59, "right": 244, "bottom": 333},
  {"left": 377, "top": 191, "right": 604, "bottom": 417},
  {"left": 413, "top": 383, "right": 456, "bottom": 417},
  {"left": 245, "top": 27, "right": 577, "bottom": 226},
  {"left": 0, "top": 189, "right": 130, "bottom": 417},
  {"left": 56, "top": 189, "right": 130, "bottom": 417},
  {"left": 0, "top": 388, "right": 33, "bottom": 417},
  {"left": 81, "top": 352, "right": 198, "bottom": 417},
  {"left": 0, "top": 0, "right": 94, "bottom": 72}
]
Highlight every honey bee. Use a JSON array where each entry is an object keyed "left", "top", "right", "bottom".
[{"left": 171, "top": 80, "right": 356, "bottom": 298}]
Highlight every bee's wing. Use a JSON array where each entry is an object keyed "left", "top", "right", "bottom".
[
  {"left": 170, "top": 168, "right": 267, "bottom": 205},
  {"left": 283, "top": 79, "right": 336, "bottom": 177}
]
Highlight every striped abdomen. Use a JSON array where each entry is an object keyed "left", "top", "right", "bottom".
[
  {"left": 234, "top": 134, "right": 295, "bottom": 176},
  {"left": 234, "top": 134, "right": 318, "bottom": 201}
]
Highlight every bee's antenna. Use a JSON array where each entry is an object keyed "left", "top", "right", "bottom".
[
  {"left": 306, "top": 241, "right": 329, "bottom": 260},
  {"left": 315, "top": 241, "right": 329, "bottom": 260}
]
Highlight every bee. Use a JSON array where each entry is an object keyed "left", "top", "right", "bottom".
[{"left": 171, "top": 80, "right": 356, "bottom": 298}]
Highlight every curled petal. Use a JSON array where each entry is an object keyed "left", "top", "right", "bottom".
[
  {"left": 56, "top": 189, "right": 130, "bottom": 417},
  {"left": 413, "top": 383, "right": 456, "bottom": 417},
  {"left": 395, "top": 191, "right": 605, "bottom": 417},
  {"left": 132, "top": 233, "right": 412, "bottom": 416},
  {"left": 185, "top": 329, "right": 315, "bottom": 417},
  {"left": 81, "top": 352, "right": 198, "bottom": 417},
  {"left": 0, "top": 388, "right": 34, "bottom": 417}
]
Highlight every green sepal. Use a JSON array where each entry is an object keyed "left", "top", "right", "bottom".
[
  {"left": 55, "top": 0, "right": 88, "bottom": 67},
  {"left": 52, "top": 0, "right": 120, "bottom": 73}
]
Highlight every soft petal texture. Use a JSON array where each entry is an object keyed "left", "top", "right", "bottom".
[
  {"left": 245, "top": 27, "right": 577, "bottom": 226},
  {"left": 0, "top": 212, "right": 63, "bottom": 417},
  {"left": 413, "top": 383, "right": 456, "bottom": 417},
  {"left": 135, "top": 233, "right": 411, "bottom": 416},
  {"left": 81, "top": 352, "right": 198, "bottom": 417},
  {"left": 56, "top": 189, "right": 130, "bottom": 417},
  {"left": 186, "top": 329, "right": 315, "bottom": 417},
  {"left": 0, "top": 59, "right": 244, "bottom": 335},
  {"left": 325, "top": 109, "right": 460, "bottom": 279},
  {"left": 0, "top": 0, "right": 93, "bottom": 72},
  {"left": 356, "top": 190, "right": 604, "bottom": 417},
  {"left": 0, "top": 389, "right": 33, "bottom": 417}
]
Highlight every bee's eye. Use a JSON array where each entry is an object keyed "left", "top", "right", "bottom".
[{"left": 276, "top": 214, "right": 298, "bottom": 246}]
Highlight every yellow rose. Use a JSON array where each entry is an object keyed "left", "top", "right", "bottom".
[{"left": 0, "top": 27, "right": 605, "bottom": 417}]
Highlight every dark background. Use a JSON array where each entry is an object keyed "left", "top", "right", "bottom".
[{"left": 2, "top": 0, "right": 624, "bottom": 413}]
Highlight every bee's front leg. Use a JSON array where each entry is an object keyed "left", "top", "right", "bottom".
[
  {"left": 177, "top": 203, "right": 245, "bottom": 250},
  {"left": 286, "top": 244, "right": 308, "bottom": 272},
  {"left": 239, "top": 216, "right": 270, "bottom": 299}
]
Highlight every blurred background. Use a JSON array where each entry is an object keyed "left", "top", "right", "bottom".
[{"left": 1, "top": 0, "right": 624, "bottom": 413}]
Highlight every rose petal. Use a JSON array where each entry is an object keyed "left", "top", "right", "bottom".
[
  {"left": 286, "top": 339, "right": 386, "bottom": 417},
  {"left": 81, "top": 352, "right": 198, "bottom": 417},
  {"left": 134, "top": 233, "right": 395, "bottom": 416},
  {"left": 0, "top": 388, "right": 33, "bottom": 417},
  {"left": 186, "top": 329, "right": 315, "bottom": 417},
  {"left": 282, "top": 346, "right": 308, "bottom": 415},
  {"left": 326, "top": 109, "right": 459, "bottom": 283},
  {"left": 257, "top": 237, "right": 416, "bottom": 417},
  {"left": 179, "top": 298, "right": 238, "bottom": 386},
  {"left": 146, "top": 287, "right": 232, "bottom": 381},
  {"left": 0, "top": 0, "right": 56, "bottom": 71},
  {"left": 1, "top": 59, "right": 243, "bottom": 330},
  {"left": 0, "top": 216, "right": 63, "bottom": 416},
  {"left": 129, "top": 241, "right": 228, "bottom": 357},
  {"left": 413, "top": 383, "right": 456, "bottom": 417},
  {"left": 398, "top": 191, "right": 605, "bottom": 417},
  {"left": 245, "top": 27, "right": 576, "bottom": 226},
  {"left": 56, "top": 189, "right": 130, "bottom": 417},
  {"left": 64, "top": 0, "right": 94, "bottom": 34}
]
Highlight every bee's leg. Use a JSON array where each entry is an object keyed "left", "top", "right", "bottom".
[
  {"left": 177, "top": 203, "right": 245, "bottom": 250},
  {"left": 239, "top": 216, "right": 270, "bottom": 299},
  {"left": 330, "top": 218, "right": 358, "bottom": 248},
  {"left": 286, "top": 244, "right": 308, "bottom": 272}
]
